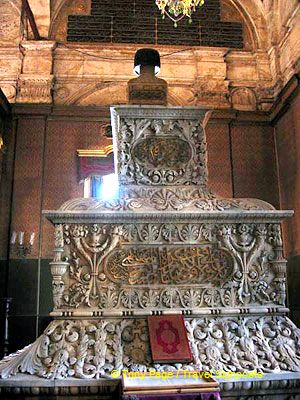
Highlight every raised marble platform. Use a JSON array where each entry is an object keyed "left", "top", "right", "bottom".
[{"left": 0, "top": 106, "right": 299, "bottom": 398}]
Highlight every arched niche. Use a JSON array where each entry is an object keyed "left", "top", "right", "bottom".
[
  {"left": 55, "top": 81, "right": 194, "bottom": 106},
  {"left": 66, "top": 83, "right": 128, "bottom": 105},
  {"left": 231, "top": 87, "right": 257, "bottom": 111},
  {"left": 49, "top": 0, "right": 90, "bottom": 41},
  {"left": 221, "top": 0, "right": 256, "bottom": 50}
]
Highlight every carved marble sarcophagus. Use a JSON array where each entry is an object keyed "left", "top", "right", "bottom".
[{"left": 1, "top": 106, "right": 299, "bottom": 381}]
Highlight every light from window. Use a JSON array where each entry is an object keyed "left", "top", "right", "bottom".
[
  {"left": 100, "top": 174, "right": 119, "bottom": 200},
  {"left": 83, "top": 177, "right": 91, "bottom": 198},
  {"left": 83, "top": 174, "right": 119, "bottom": 200}
]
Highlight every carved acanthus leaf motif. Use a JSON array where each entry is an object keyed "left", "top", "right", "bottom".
[
  {"left": 1, "top": 317, "right": 300, "bottom": 379},
  {"left": 55, "top": 222, "right": 285, "bottom": 311}
]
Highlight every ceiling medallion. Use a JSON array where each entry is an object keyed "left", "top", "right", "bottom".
[{"left": 156, "top": 0, "right": 206, "bottom": 26}]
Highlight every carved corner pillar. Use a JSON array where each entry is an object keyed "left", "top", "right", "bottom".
[
  {"left": 16, "top": 41, "right": 56, "bottom": 104},
  {"left": 49, "top": 224, "right": 69, "bottom": 310},
  {"left": 193, "top": 49, "right": 230, "bottom": 108}
]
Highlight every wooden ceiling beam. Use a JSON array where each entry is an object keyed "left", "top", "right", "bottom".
[{"left": 22, "top": 0, "right": 41, "bottom": 40}]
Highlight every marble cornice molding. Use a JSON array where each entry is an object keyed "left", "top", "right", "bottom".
[
  {"left": 43, "top": 208, "right": 293, "bottom": 225},
  {"left": 51, "top": 44, "right": 276, "bottom": 108},
  {"left": 110, "top": 104, "right": 211, "bottom": 119},
  {"left": 0, "top": 39, "right": 295, "bottom": 109},
  {"left": 54, "top": 77, "right": 197, "bottom": 87},
  {"left": 225, "top": 51, "right": 258, "bottom": 63}
]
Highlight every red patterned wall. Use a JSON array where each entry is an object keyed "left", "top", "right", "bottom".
[{"left": 0, "top": 118, "right": 13, "bottom": 259}]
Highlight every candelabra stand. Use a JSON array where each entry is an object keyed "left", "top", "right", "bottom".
[
  {"left": 1, "top": 298, "right": 12, "bottom": 357},
  {"left": 10, "top": 232, "right": 35, "bottom": 258}
]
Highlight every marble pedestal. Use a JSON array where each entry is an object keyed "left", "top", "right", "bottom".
[{"left": 0, "top": 107, "right": 299, "bottom": 398}]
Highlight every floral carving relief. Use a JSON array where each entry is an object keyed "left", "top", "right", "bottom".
[
  {"left": 1, "top": 316, "right": 300, "bottom": 379},
  {"left": 59, "top": 194, "right": 275, "bottom": 212},
  {"left": 63, "top": 224, "right": 121, "bottom": 307},
  {"left": 51, "top": 222, "right": 285, "bottom": 312},
  {"left": 0, "top": 103, "right": 296, "bottom": 385},
  {"left": 116, "top": 118, "right": 208, "bottom": 186}
]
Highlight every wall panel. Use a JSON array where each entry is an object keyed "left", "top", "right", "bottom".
[
  {"left": 10, "top": 118, "right": 45, "bottom": 259},
  {"left": 275, "top": 89, "right": 300, "bottom": 325},
  {"left": 231, "top": 124, "right": 279, "bottom": 208},
  {"left": 206, "top": 122, "right": 233, "bottom": 198},
  {"left": 275, "top": 91, "right": 300, "bottom": 256}
]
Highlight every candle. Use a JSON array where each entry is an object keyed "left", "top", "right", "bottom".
[
  {"left": 29, "top": 232, "right": 35, "bottom": 246},
  {"left": 19, "top": 232, "right": 24, "bottom": 245},
  {"left": 10, "top": 231, "right": 17, "bottom": 244}
]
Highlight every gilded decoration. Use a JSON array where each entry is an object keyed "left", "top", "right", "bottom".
[
  {"left": 104, "top": 246, "right": 234, "bottom": 286},
  {"left": 44, "top": 221, "right": 287, "bottom": 313},
  {"left": 132, "top": 137, "right": 192, "bottom": 170}
]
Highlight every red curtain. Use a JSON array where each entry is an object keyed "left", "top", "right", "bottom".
[{"left": 79, "top": 154, "right": 114, "bottom": 181}]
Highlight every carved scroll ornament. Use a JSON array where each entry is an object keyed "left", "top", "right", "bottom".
[
  {"left": 1, "top": 316, "right": 300, "bottom": 379},
  {"left": 49, "top": 222, "right": 286, "bottom": 312}
]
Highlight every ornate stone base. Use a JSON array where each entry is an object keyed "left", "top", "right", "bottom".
[{"left": 0, "top": 316, "right": 300, "bottom": 381}]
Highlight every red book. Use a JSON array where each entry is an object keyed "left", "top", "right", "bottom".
[{"left": 147, "top": 315, "right": 193, "bottom": 363}]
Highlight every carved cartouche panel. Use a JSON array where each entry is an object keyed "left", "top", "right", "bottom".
[
  {"left": 132, "top": 136, "right": 192, "bottom": 170},
  {"left": 111, "top": 107, "right": 210, "bottom": 187},
  {"left": 104, "top": 246, "right": 234, "bottom": 286},
  {"left": 53, "top": 222, "right": 286, "bottom": 312}
]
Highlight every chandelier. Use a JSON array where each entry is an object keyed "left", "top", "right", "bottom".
[{"left": 156, "top": 0, "right": 206, "bottom": 26}]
